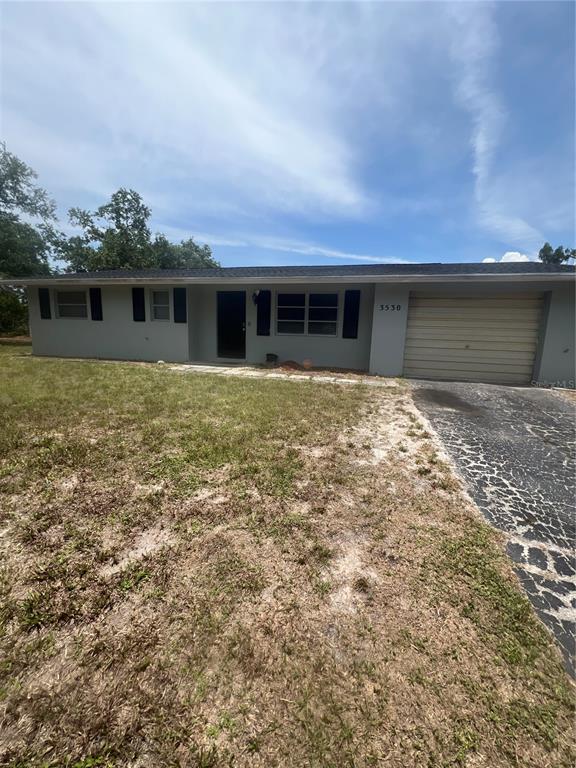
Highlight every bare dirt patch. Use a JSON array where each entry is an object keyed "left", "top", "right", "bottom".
[
  {"left": 328, "top": 532, "right": 377, "bottom": 614},
  {"left": 99, "top": 524, "right": 176, "bottom": 577}
]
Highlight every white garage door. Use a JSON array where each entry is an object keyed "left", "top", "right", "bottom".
[{"left": 403, "top": 293, "right": 544, "bottom": 384}]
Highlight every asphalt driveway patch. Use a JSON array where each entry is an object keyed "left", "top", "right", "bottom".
[{"left": 412, "top": 381, "right": 576, "bottom": 676}]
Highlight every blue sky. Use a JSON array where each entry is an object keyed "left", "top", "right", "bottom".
[{"left": 1, "top": 1, "right": 574, "bottom": 266}]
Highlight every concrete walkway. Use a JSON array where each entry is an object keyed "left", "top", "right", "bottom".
[{"left": 170, "top": 363, "right": 397, "bottom": 387}]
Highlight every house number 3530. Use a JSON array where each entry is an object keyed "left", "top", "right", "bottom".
[{"left": 379, "top": 304, "right": 402, "bottom": 311}]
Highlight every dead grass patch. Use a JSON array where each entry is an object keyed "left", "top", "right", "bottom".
[{"left": 0, "top": 344, "right": 573, "bottom": 767}]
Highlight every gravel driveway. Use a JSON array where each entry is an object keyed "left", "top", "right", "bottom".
[{"left": 412, "top": 381, "right": 576, "bottom": 676}]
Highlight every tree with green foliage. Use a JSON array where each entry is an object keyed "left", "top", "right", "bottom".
[
  {"left": 0, "top": 216, "right": 52, "bottom": 278},
  {"left": 538, "top": 242, "right": 575, "bottom": 264},
  {"left": 59, "top": 188, "right": 154, "bottom": 271},
  {"left": 58, "top": 188, "right": 218, "bottom": 271},
  {"left": 174, "top": 236, "right": 217, "bottom": 268},
  {"left": 0, "top": 146, "right": 219, "bottom": 332},
  {"left": 0, "top": 143, "right": 57, "bottom": 334},
  {"left": 0, "top": 142, "right": 55, "bottom": 278},
  {"left": 0, "top": 144, "right": 56, "bottom": 220},
  {"left": 0, "top": 289, "right": 28, "bottom": 335},
  {"left": 154, "top": 235, "right": 218, "bottom": 269}
]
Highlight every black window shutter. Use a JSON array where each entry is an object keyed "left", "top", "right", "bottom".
[
  {"left": 38, "top": 288, "right": 51, "bottom": 319},
  {"left": 89, "top": 288, "right": 103, "bottom": 321},
  {"left": 132, "top": 287, "right": 145, "bottom": 321},
  {"left": 173, "top": 287, "right": 187, "bottom": 323},
  {"left": 256, "top": 290, "right": 271, "bottom": 336},
  {"left": 342, "top": 290, "right": 361, "bottom": 339}
]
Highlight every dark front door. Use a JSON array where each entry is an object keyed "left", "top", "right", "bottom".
[{"left": 217, "top": 291, "right": 246, "bottom": 359}]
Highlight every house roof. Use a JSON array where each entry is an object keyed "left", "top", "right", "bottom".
[{"left": 2, "top": 262, "right": 575, "bottom": 286}]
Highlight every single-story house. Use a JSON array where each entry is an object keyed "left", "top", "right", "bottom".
[{"left": 3, "top": 263, "right": 575, "bottom": 386}]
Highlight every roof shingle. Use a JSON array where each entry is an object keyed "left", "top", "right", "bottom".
[{"left": 19, "top": 262, "right": 576, "bottom": 280}]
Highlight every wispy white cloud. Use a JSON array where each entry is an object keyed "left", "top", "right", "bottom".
[
  {"left": 0, "top": 3, "right": 472, "bottom": 224},
  {"left": 482, "top": 251, "right": 533, "bottom": 263},
  {"left": 1, "top": 2, "right": 572, "bottom": 266},
  {"left": 159, "top": 225, "right": 248, "bottom": 249},
  {"left": 2, "top": 3, "right": 371, "bottom": 218},
  {"left": 447, "top": 4, "right": 544, "bottom": 249},
  {"left": 247, "top": 238, "right": 408, "bottom": 264},
  {"left": 158, "top": 224, "right": 407, "bottom": 264}
]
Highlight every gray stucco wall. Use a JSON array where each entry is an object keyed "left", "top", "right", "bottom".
[
  {"left": 535, "top": 284, "right": 575, "bottom": 387},
  {"left": 368, "top": 285, "right": 410, "bottom": 376},
  {"left": 368, "top": 281, "right": 575, "bottom": 384},
  {"left": 27, "top": 278, "right": 574, "bottom": 385},
  {"left": 28, "top": 285, "right": 189, "bottom": 362},
  {"left": 189, "top": 283, "right": 374, "bottom": 370}
]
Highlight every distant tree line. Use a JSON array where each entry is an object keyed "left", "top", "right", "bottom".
[
  {"left": 0, "top": 142, "right": 218, "bottom": 333},
  {"left": 537, "top": 243, "right": 575, "bottom": 265}
]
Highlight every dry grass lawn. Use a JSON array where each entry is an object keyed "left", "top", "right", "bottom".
[{"left": 0, "top": 344, "right": 573, "bottom": 767}]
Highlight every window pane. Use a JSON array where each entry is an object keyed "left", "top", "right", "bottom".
[
  {"left": 309, "top": 293, "right": 338, "bottom": 307},
  {"left": 57, "top": 290, "right": 87, "bottom": 318},
  {"left": 277, "top": 293, "right": 305, "bottom": 307},
  {"left": 153, "top": 305, "right": 170, "bottom": 320},
  {"left": 58, "top": 304, "right": 88, "bottom": 318},
  {"left": 152, "top": 291, "right": 169, "bottom": 306},
  {"left": 278, "top": 307, "right": 305, "bottom": 321},
  {"left": 309, "top": 307, "right": 337, "bottom": 322},
  {"left": 308, "top": 321, "right": 337, "bottom": 335},
  {"left": 277, "top": 320, "right": 305, "bottom": 334},
  {"left": 57, "top": 291, "right": 86, "bottom": 305}
]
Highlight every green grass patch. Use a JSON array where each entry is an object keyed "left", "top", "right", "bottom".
[
  {"left": 428, "top": 521, "right": 554, "bottom": 668},
  {"left": 0, "top": 344, "right": 365, "bottom": 504}
]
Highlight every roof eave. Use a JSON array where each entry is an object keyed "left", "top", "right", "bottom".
[{"left": 1, "top": 273, "right": 574, "bottom": 287}]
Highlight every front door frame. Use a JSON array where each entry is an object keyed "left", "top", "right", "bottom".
[{"left": 217, "top": 290, "right": 246, "bottom": 360}]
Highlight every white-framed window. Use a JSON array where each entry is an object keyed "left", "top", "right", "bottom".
[
  {"left": 276, "top": 292, "right": 339, "bottom": 336},
  {"left": 277, "top": 292, "right": 306, "bottom": 334},
  {"left": 151, "top": 290, "right": 170, "bottom": 321},
  {"left": 307, "top": 292, "right": 338, "bottom": 335},
  {"left": 56, "top": 290, "right": 88, "bottom": 319}
]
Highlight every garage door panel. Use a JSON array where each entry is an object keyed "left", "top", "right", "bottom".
[
  {"left": 404, "top": 348, "right": 536, "bottom": 363},
  {"left": 403, "top": 293, "right": 543, "bottom": 384},
  {"left": 406, "top": 326, "right": 538, "bottom": 343},
  {"left": 403, "top": 367, "right": 530, "bottom": 384},
  {"left": 405, "top": 359, "right": 534, "bottom": 374},
  {"left": 411, "top": 293, "right": 541, "bottom": 303},
  {"left": 408, "top": 308, "right": 542, "bottom": 321},
  {"left": 405, "top": 338, "right": 538, "bottom": 352},
  {"left": 407, "top": 318, "right": 541, "bottom": 330},
  {"left": 411, "top": 299, "right": 542, "bottom": 310}
]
